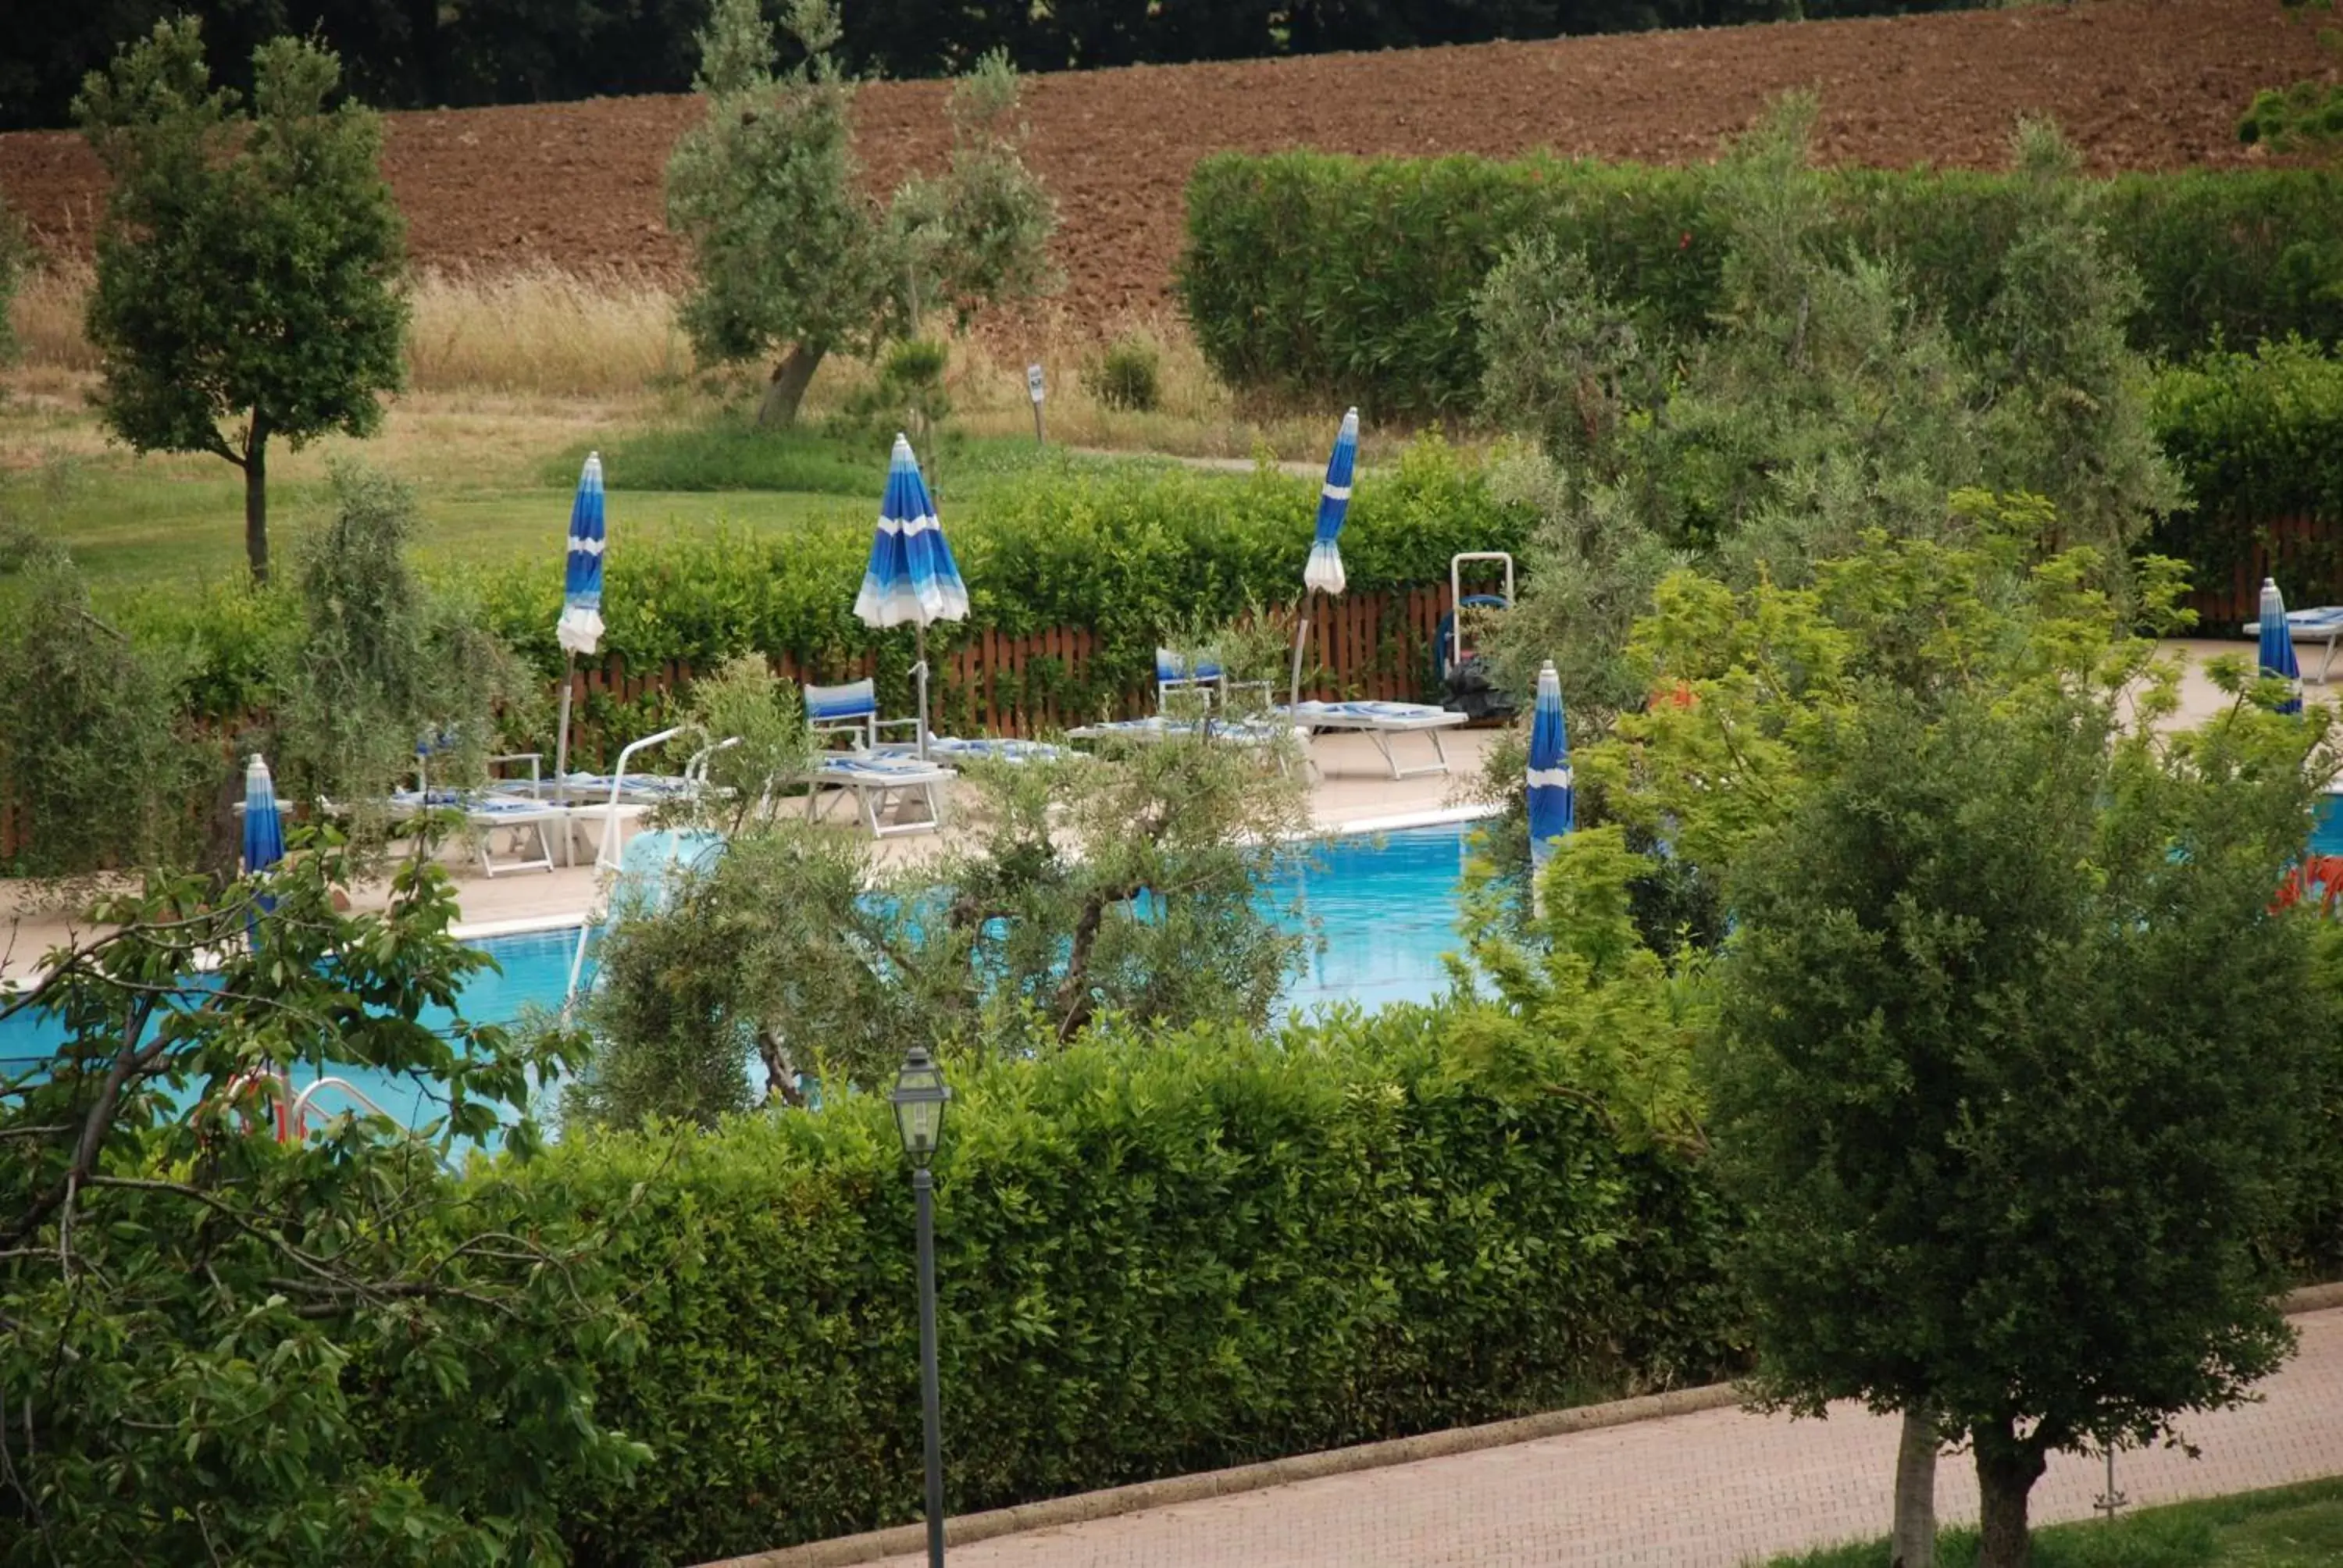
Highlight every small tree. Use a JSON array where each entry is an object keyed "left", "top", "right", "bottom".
[
  {"left": 1714, "top": 670, "right": 2332, "bottom": 1568},
  {"left": 567, "top": 724, "right": 1312, "bottom": 1129},
  {"left": 664, "top": 0, "right": 1056, "bottom": 426},
  {"left": 74, "top": 20, "right": 408, "bottom": 584},
  {"left": 272, "top": 465, "right": 542, "bottom": 835},
  {"left": 0, "top": 548, "right": 211, "bottom": 877}
]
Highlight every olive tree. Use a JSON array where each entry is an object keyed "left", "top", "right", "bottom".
[
  {"left": 74, "top": 19, "right": 408, "bottom": 583},
  {"left": 664, "top": 0, "right": 1056, "bottom": 426},
  {"left": 565, "top": 725, "right": 1312, "bottom": 1131},
  {"left": 1585, "top": 522, "right": 2334, "bottom": 1568}
]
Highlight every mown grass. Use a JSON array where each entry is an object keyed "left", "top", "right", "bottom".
[{"left": 1767, "top": 1477, "right": 2343, "bottom": 1568}]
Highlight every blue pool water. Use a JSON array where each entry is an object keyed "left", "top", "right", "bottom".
[{"left": 0, "top": 822, "right": 1484, "bottom": 1125}]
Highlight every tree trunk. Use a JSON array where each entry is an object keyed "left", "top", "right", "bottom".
[
  {"left": 1890, "top": 1406, "right": 1938, "bottom": 1568},
  {"left": 758, "top": 344, "right": 826, "bottom": 427},
  {"left": 243, "top": 431, "right": 269, "bottom": 585},
  {"left": 1974, "top": 1424, "right": 2047, "bottom": 1568}
]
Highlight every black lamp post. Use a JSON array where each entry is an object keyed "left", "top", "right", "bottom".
[{"left": 890, "top": 1044, "right": 952, "bottom": 1568}]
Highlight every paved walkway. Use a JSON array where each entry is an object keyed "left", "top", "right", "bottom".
[{"left": 871, "top": 1309, "right": 2343, "bottom": 1568}]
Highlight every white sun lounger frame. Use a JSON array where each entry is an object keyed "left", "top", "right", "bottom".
[{"left": 1282, "top": 701, "right": 1467, "bottom": 780}]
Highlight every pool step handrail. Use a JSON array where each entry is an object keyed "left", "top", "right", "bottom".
[{"left": 291, "top": 1074, "right": 391, "bottom": 1127}]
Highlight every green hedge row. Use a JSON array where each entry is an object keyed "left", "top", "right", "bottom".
[
  {"left": 470, "top": 436, "right": 1528, "bottom": 761},
  {"left": 1179, "top": 152, "right": 2343, "bottom": 416},
  {"left": 2146, "top": 340, "right": 2343, "bottom": 618},
  {"left": 488, "top": 1005, "right": 1741, "bottom": 1566}
]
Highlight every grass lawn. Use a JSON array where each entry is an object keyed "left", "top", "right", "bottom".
[
  {"left": 1767, "top": 1477, "right": 2343, "bottom": 1567},
  {"left": 0, "top": 390, "right": 1204, "bottom": 590}
]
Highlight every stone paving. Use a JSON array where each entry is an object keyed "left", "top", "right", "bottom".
[{"left": 868, "top": 1309, "right": 2343, "bottom": 1568}]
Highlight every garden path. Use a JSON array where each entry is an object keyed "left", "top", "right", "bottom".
[{"left": 861, "top": 1307, "right": 2343, "bottom": 1568}]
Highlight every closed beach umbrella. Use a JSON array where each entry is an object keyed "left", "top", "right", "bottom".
[
  {"left": 554, "top": 451, "right": 608, "bottom": 795},
  {"left": 1289, "top": 407, "right": 1359, "bottom": 707},
  {"left": 2260, "top": 576, "right": 2304, "bottom": 716},
  {"left": 854, "top": 434, "right": 968, "bottom": 756},
  {"left": 242, "top": 753, "right": 286, "bottom": 876},
  {"left": 1527, "top": 660, "right": 1574, "bottom": 890}
]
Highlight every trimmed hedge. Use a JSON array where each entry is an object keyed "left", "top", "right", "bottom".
[
  {"left": 473, "top": 435, "right": 1528, "bottom": 758},
  {"left": 494, "top": 1006, "right": 1742, "bottom": 1565},
  {"left": 1179, "top": 151, "right": 2343, "bottom": 416},
  {"left": 2145, "top": 340, "right": 2343, "bottom": 618}
]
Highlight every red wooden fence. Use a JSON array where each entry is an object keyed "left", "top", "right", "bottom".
[{"left": 550, "top": 584, "right": 1464, "bottom": 760}]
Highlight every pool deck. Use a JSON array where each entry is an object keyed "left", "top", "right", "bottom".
[
  {"left": 2, "top": 634, "right": 2323, "bottom": 984},
  {"left": 0, "top": 728, "right": 1502, "bottom": 982}
]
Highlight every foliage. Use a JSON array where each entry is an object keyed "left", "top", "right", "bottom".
[
  {"left": 2146, "top": 339, "right": 2343, "bottom": 621},
  {"left": 2238, "top": 1, "right": 2343, "bottom": 155},
  {"left": 833, "top": 337, "right": 955, "bottom": 457},
  {"left": 1447, "top": 825, "right": 1712, "bottom": 1155},
  {"left": 501, "top": 1002, "right": 1743, "bottom": 1563},
  {"left": 568, "top": 722, "right": 1314, "bottom": 1128},
  {"left": 536, "top": 417, "right": 882, "bottom": 494},
  {"left": 1086, "top": 331, "right": 1167, "bottom": 412},
  {"left": 1579, "top": 522, "right": 2337, "bottom": 1565},
  {"left": 1481, "top": 109, "right": 2172, "bottom": 725},
  {"left": 74, "top": 19, "right": 408, "bottom": 583},
  {"left": 0, "top": 843, "right": 645, "bottom": 1563},
  {"left": 0, "top": 549, "right": 212, "bottom": 877},
  {"left": 1716, "top": 672, "right": 2334, "bottom": 1563},
  {"left": 1180, "top": 147, "right": 2343, "bottom": 417},
  {"left": 665, "top": 651, "right": 818, "bottom": 833},
  {"left": 664, "top": 0, "right": 1054, "bottom": 424},
  {"left": 269, "top": 465, "right": 544, "bottom": 831}
]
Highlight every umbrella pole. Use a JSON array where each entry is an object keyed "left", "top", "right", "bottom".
[
  {"left": 1287, "top": 595, "right": 1313, "bottom": 711},
  {"left": 554, "top": 653, "right": 576, "bottom": 804},
  {"left": 914, "top": 622, "right": 929, "bottom": 760}
]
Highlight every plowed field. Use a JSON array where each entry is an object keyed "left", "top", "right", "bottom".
[{"left": 3, "top": 0, "right": 2331, "bottom": 325}]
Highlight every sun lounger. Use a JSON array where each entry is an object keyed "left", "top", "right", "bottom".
[
  {"left": 387, "top": 789, "right": 565, "bottom": 877},
  {"left": 918, "top": 736, "right": 1065, "bottom": 765},
  {"left": 2244, "top": 606, "right": 2343, "bottom": 682},
  {"left": 804, "top": 754, "right": 956, "bottom": 838},
  {"left": 1068, "top": 714, "right": 1306, "bottom": 776},
  {"left": 1156, "top": 647, "right": 1272, "bottom": 711},
  {"left": 807, "top": 678, "right": 922, "bottom": 754},
  {"left": 1280, "top": 700, "right": 1467, "bottom": 779}
]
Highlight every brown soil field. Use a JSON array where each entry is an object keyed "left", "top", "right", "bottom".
[{"left": 2, "top": 0, "right": 2332, "bottom": 325}]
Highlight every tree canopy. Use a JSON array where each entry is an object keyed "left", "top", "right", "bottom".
[
  {"left": 664, "top": 0, "right": 1056, "bottom": 425},
  {"left": 75, "top": 18, "right": 408, "bottom": 583}
]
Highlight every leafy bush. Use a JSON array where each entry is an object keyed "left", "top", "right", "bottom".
[
  {"left": 2145, "top": 340, "right": 2343, "bottom": 614},
  {"left": 1180, "top": 150, "right": 2343, "bottom": 416},
  {"left": 496, "top": 1003, "right": 1742, "bottom": 1564},
  {"left": 0, "top": 550, "right": 212, "bottom": 875},
  {"left": 1086, "top": 332, "right": 1164, "bottom": 412}
]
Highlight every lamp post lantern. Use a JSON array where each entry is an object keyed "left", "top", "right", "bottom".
[{"left": 890, "top": 1044, "right": 952, "bottom": 1568}]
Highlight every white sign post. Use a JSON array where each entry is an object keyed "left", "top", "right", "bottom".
[{"left": 1025, "top": 362, "right": 1046, "bottom": 447}]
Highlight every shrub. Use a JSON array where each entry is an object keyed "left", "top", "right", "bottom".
[
  {"left": 1179, "top": 150, "right": 2343, "bottom": 416},
  {"left": 494, "top": 1003, "right": 1742, "bottom": 1563},
  {"left": 2145, "top": 340, "right": 2343, "bottom": 612},
  {"left": 1086, "top": 332, "right": 1164, "bottom": 412}
]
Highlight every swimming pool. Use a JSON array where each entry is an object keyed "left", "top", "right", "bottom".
[{"left": 0, "top": 821, "right": 1488, "bottom": 1126}]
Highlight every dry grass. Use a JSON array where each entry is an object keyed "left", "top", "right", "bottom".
[
  {"left": 405, "top": 264, "right": 692, "bottom": 396},
  {"left": 7, "top": 264, "right": 1351, "bottom": 460}
]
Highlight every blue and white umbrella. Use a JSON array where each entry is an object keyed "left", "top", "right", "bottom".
[
  {"left": 854, "top": 434, "right": 968, "bottom": 755},
  {"left": 1527, "top": 660, "right": 1574, "bottom": 899},
  {"left": 2259, "top": 576, "right": 2304, "bottom": 716},
  {"left": 242, "top": 753, "right": 285, "bottom": 876},
  {"left": 554, "top": 451, "right": 608, "bottom": 794},
  {"left": 1290, "top": 408, "right": 1360, "bottom": 707}
]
